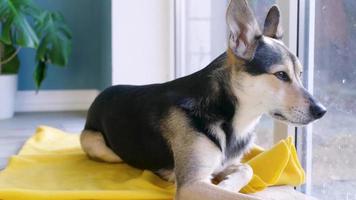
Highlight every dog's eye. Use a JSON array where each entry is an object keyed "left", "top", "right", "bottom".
[{"left": 274, "top": 71, "right": 290, "bottom": 82}]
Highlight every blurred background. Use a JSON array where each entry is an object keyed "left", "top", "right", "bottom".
[{"left": 0, "top": 0, "right": 355, "bottom": 200}]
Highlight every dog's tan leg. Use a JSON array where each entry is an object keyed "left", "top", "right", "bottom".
[
  {"left": 172, "top": 136, "right": 261, "bottom": 200},
  {"left": 80, "top": 130, "right": 122, "bottom": 163},
  {"left": 178, "top": 181, "right": 262, "bottom": 200},
  {"left": 163, "top": 108, "right": 261, "bottom": 200},
  {"left": 216, "top": 164, "right": 254, "bottom": 192}
]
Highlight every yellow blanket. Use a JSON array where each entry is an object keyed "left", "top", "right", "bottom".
[{"left": 0, "top": 126, "right": 305, "bottom": 200}]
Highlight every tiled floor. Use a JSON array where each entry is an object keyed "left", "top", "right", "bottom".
[{"left": 0, "top": 111, "right": 87, "bottom": 169}]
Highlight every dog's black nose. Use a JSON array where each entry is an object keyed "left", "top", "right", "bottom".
[{"left": 310, "top": 103, "right": 327, "bottom": 119}]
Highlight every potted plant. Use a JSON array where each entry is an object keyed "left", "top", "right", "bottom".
[{"left": 0, "top": 0, "right": 72, "bottom": 119}]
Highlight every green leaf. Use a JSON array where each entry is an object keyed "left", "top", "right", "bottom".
[
  {"left": 35, "top": 11, "right": 72, "bottom": 67},
  {"left": 0, "top": 0, "right": 72, "bottom": 90},
  {"left": 33, "top": 60, "right": 47, "bottom": 89},
  {"left": 0, "top": 0, "right": 39, "bottom": 48},
  {"left": 1, "top": 20, "right": 12, "bottom": 44},
  {"left": 1, "top": 44, "right": 20, "bottom": 74}
]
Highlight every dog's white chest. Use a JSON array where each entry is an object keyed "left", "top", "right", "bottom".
[
  {"left": 232, "top": 110, "right": 261, "bottom": 137},
  {"left": 211, "top": 120, "right": 257, "bottom": 168}
]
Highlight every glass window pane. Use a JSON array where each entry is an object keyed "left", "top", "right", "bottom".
[
  {"left": 254, "top": 115, "right": 274, "bottom": 149},
  {"left": 250, "top": 0, "right": 277, "bottom": 28},
  {"left": 184, "top": 0, "right": 227, "bottom": 74},
  {"left": 312, "top": 0, "right": 356, "bottom": 199}
]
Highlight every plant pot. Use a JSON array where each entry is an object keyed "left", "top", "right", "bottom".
[{"left": 0, "top": 74, "right": 17, "bottom": 119}]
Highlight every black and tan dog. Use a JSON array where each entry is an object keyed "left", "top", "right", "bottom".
[{"left": 80, "top": 0, "right": 326, "bottom": 199}]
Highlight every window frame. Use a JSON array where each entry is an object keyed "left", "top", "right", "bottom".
[
  {"left": 173, "top": 0, "right": 187, "bottom": 78},
  {"left": 295, "top": 0, "right": 316, "bottom": 195}
]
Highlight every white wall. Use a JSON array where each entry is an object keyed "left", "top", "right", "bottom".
[{"left": 112, "top": 0, "right": 173, "bottom": 85}]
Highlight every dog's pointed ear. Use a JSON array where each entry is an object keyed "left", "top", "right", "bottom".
[
  {"left": 226, "top": 0, "right": 261, "bottom": 60},
  {"left": 263, "top": 5, "right": 283, "bottom": 39}
]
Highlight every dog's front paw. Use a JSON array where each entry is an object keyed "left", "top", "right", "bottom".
[
  {"left": 234, "top": 163, "right": 253, "bottom": 181},
  {"left": 216, "top": 163, "right": 254, "bottom": 192}
]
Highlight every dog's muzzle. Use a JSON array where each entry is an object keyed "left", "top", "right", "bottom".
[{"left": 309, "top": 103, "right": 327, "bottom": 120}]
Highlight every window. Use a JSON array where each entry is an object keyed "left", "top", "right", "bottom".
[{"left": 310, "top": 0, "right": 356, "bottom": 199}]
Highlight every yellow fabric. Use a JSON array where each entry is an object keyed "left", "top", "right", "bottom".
[
  {"left": 0, "top": 126, "right": 305, "bottom": 200},
  {"left": 241, "top": 137, "right": 305, "bottom": 193}
]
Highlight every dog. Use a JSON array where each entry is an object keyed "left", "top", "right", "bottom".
[{"left": 80, "top": 0, "right": 326, "bottom": 199}]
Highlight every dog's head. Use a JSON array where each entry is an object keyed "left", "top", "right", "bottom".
[{"left": 226, "top": 0, "right": 326, "bottom": 126}]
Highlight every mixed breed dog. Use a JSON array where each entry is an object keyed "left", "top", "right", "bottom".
[{"left": 80, "top": 0, "right": 326, "bottom": 199}]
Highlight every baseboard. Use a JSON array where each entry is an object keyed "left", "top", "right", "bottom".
[{"left": 15, "top": 90, "right": 100, "bottom": 112}]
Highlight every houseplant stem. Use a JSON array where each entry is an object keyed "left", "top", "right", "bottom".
[
  {"left": 0, "top": 43, "right": 3, "bottom": 74},
  {"left": 0, "top": 47, "right": 21, "bottom": 65}
]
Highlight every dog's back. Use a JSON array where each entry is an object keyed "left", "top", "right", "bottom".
[{"left": 83, "top": 53, "right": 233, "bottom": 172}]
